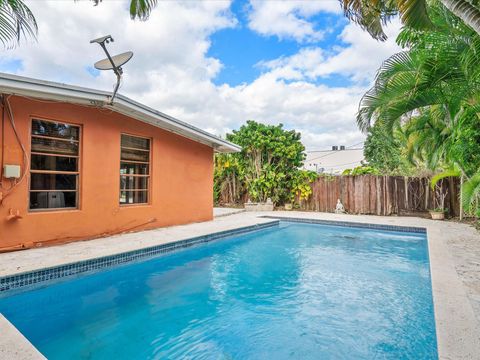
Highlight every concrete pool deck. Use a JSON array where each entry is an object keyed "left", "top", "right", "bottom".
[{"left": 1, "top": 211, "right": 480, "bottom": 359}]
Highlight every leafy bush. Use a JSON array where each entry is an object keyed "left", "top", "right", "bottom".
[
  {"left": 214, "top": 120, "right": 316, "bottom": 205},
  {"left": 342, "top": 165, "right": 380, "bottom": 176}
]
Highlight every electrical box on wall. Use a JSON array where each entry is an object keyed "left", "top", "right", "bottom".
[{"left": 3, "top": 165, "right": 21, "bottom": 179}]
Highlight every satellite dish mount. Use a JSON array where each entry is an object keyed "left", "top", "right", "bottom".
[{"left": 90, "top": 35, "right": 133, "bottom": 104}]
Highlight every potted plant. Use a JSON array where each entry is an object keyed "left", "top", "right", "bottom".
[
  {"left": 284, "top": 201, "right": 293, "bottom": 210},
  {"left": 429, "top": 207, "right": 445, "bottom": 220},
  {"left": 284, "top": 193, "right": 294, "bottom": 210},
  {"left": 430, "top": 180, "right": 448, "bottom": 220}
]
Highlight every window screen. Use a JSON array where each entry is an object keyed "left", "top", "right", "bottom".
[
  {"left": 29, "top": 119, "right": 80, "bottom": 210},
  {"left": 120, "top": 134, "right": 150, "bottom": 204}
]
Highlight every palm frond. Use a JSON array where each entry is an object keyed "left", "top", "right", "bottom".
[
  {"left": 341, "top": 0, "right": 434, "bottom": 40},
  {"left": 397, "top": 0, "right": 433, "bottom": 30},
  {"left": 341, "top": 0, "right": 397, "bottom": 41},
  {"left": 431, "top": 168, "right": 461, "bottom": 189},
  {"left": 0, "top": 0, "right": 37, "bottom": 49},
  {"left": 129, "top": 0, "right": 158, "bottom": 20},
  {"left": 462, "top": 172, "right": 480, "bottom": 209},
  {"left": 91, "top": 0, "right": 158, "bottom": 20},
  {"left": 357, "top": 12, "right": 478, "bottom": 133}
]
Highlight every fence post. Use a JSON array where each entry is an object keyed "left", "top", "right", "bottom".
[
  {"left": 404, "top": 176, "right": 409, "bottom": 211},
  {"left": 460, "top": 175, "right": 463, "bottom": 221},
  {"left": 425, "top": 179, "right": 429, "bottom": 210}
]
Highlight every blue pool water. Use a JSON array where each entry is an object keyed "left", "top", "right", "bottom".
[{"left": 0, "top": 222, "right": 437, "bottom": 359}]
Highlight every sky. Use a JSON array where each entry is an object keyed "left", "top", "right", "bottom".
[{"left": 0, "top": 0, "right": 402, "bottom": 151}]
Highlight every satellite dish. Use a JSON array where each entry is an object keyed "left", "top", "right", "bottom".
[
  {"left": 94, "top": 51, "right": 133, "bottom": 71},
  {"left": 90, "top": 35, "right": 133, "bottom": 104}
]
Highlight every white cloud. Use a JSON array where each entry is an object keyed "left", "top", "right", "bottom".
[
  {"left": 3, "top": 1, "right": 236, "bottom": 89},
  {"left": 259, "top": 22, "right": 402, "bottom": 84},
  {"left": 0, "top": 0, "right": 402, "bottom": 151},
  {"left": 247, "top": 0, "right": 341, "bottom": 42}
]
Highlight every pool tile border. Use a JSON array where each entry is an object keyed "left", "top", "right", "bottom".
[
  {"left": 263, "top": 215, "right": 427, "bottom": 233},
  {"left": 0, "top": 220, "right": 279, "bottom": 294}
]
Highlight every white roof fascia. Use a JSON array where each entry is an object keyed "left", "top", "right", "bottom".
[{"left": 0, "top": 73, "right": 240, "bottom": 153}]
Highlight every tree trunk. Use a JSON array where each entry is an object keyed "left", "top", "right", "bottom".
[{"left": 441, "top": 0, "right": 480, "bottom": 35}]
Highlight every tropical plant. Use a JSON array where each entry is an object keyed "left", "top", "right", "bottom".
[
  {"left": 462, "top": 173, "right": 480, "bottom": 215},
  {"left": 342, "top": 165, "right": 380, "bottom": 175},
  {"left": 214, "top": 120, "right": 314, "bottom": 205},
  {"left": 431, "top": 168, "right": 480, "bottom": 215},
  {"left": 363, "top": 120, "right": 413, "bottom": 174},
  {"left": 431, "top": 168, "right": 462, "bottom": 188},
  {"left": 0, "top": 0, "right": 37, "bottom": 48},
  {"left": 357, "top": 4, "right": 480, "bottom": 217},
  {"left": 213, "top": 153, "right": 243, "bottom": 205},
  {"left": 341, "top": 0, "right": 480, "bottom": 40},
  {"left": 357, "top": 8, "right": 480, "bottom": 133},
  {"left": 92, "top": 0, "right": 158, "bottom": 20},
  {"left": 0, "top": 0, "right": 159, "bottom": 49},
  {"left": 289, "top": 170, "right": 318, "bottom": 204},
  {"left": 227, "top": 120, "right": 307, "bottom": 203},
  {"left": 357, "top": 5, "right": 479, "bottom": 151}
]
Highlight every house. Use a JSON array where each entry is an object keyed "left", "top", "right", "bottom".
[
  {"left": 0, "top": 73, "right": 240, "bottom": 251},
  {"left": 303, "top": 146, "right": 364, "bottom": 174}
]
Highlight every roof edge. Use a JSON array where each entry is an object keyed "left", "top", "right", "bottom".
[{"left": 0, "top": 72, "right": 241, "bottom": 153}]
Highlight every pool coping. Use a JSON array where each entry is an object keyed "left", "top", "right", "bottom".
[
  {"left": 1, "top": 212, "right": 479, "bottom": 359},
  {"left": 261, "top": 215, "right": 427, "bottom": 233},
  {"left": 0, "top": 314, "right": 45, "bottom": 360},
  {"left": 424, "top": 225, "right": 480, "bottom": 360}
]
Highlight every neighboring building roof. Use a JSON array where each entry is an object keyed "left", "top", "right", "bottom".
[
  {"left": 0, "top": 73, "right": 240, "bottom": 153},
  {"left": 303, "top": 148, "right": 364, "bottom": 174}
]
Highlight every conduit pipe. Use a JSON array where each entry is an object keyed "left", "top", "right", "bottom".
[
  {"left": 0, "top": 95, "right": 29, "bottom": 206},
  {"left": 0, "top": 218, "right": 157, "bottom": 253}
]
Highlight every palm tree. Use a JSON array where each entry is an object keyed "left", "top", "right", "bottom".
[
  {"left": 0, "top": 0, "right": 37, "bottom": 48},
  {"left": 357, "top": 6, "right": 479, "bottom": 132},
  {"left": 403, "top": 108, "right": 454, "bottom": 170},
  {"left": 0, "top": 0, "right": 159, "bottom": 49},
  {"left": 341, "top": 0, "right": 480, "bottom": 40},
  {"left": 358, "top": 5, "right": 480, "bottom": 214}
]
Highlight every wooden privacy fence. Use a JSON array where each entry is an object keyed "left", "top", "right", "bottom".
[{"left": 300, "top": 175, "right": 461, "bottom": 217}]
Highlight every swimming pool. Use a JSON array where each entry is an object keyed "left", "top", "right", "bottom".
[{"left": 0, "top": 221, "right": 437, "bottom": 359}]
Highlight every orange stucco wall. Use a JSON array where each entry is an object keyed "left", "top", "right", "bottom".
[{"left": 0, "top": 95, "right": 214, "bottom": 250}]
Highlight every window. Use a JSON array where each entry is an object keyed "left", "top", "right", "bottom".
[
  {"left": 120, "top": 134, "right": 150, "bottom": 205},
  {"left": 29, "top": 119, "right": 80, "bottom": 210}
]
